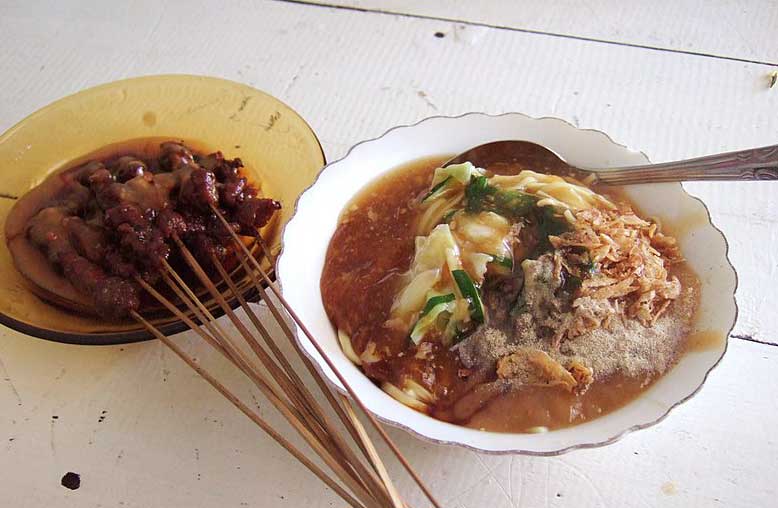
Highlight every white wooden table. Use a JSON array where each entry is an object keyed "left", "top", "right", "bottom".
[{"left": 2, "top": 1, "right": 777, "bottom": 507}]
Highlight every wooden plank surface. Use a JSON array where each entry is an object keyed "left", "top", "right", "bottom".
[
  {"left": 292, "top": 0, "right": 778, "bottom": 64},
  {"left": 1, "top": 1, "right": 777, "bottom": 507},
  {"left": 1, "top": 305, "right": 776, "bottom": 508}
]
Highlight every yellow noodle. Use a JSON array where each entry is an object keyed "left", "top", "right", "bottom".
[
  {"left": 403, "top": 379, "right": 435, "bottom": 404},
  {"left": 381, "top": 382, "right": 428, "bottom": 412},
  {"left": 337, "top": 329, "right": 362, "bottom": 366},
  {"left": 491, "top": 170, "right": 615, "bottom": 211},
  {"left": 417, "top": 193, "right": 463, "bottom": 235}
]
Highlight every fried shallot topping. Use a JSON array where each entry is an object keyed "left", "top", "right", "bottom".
[{"left": 548, "top": 206, "right": 683, "bottom": 343}]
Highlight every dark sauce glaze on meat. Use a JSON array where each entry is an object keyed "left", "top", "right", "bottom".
[{"left": 6, "top": 139, "right": 280, "bottom": 319}]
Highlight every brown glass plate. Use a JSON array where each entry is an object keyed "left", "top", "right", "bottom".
[{"left": 0, "top": 75, "right": 325, "bottom": 345}]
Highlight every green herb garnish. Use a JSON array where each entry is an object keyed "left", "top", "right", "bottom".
[
  {"left": 531, "top": 206, "right": 570, "bottom": 257},
  {"left": 465, "top": 175, "right": 537, "bottom": 220},
  {"left": 422, "top": 176, "right": 452, "bottom": 202},
  {"left": 452, "top": 269, "right": 485, "bottom": 323}
]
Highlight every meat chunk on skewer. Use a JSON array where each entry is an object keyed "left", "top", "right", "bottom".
[{"left": 19, "top": 141, "right": 280, "bottom": 319}]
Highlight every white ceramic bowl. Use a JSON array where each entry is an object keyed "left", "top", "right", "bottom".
[{"left": 277, "top": 113, "right": 737, "bottom": 454}]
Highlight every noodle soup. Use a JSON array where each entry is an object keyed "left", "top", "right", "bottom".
[{"left": 321, "top": 156, "right": 699, "bottom": 433}]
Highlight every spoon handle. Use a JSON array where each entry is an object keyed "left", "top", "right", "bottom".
[{"left": 593, "top": 144, "right": 778, "bottom": 185}]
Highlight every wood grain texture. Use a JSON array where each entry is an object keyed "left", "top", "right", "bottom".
[
  {"left": 3, "top": 0, "right": 775, "bottom": 343},
  {"left": 1, "top": 306, "right": 776, "bottom": 508},
  {"left": 1, "top": 1, "right": 777, "bottom": 507},
  {"left": 292, "top": 0, "right": 778, "bottom": 64}
]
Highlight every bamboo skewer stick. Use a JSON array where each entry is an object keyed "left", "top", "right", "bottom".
[
  {"left": 230, "top": 246, "right": 377, "bottom": 467},
  {"left": 229, "top": 240, "right": 395, "bottom": 487},
  {"left": 227, "top": 247, "right": 391, "bottom": 489},
  {"left": 131, "top": 311, "right": 366, "bottom": 508},
  {"left": 135, "top": 276, "right": 386, "bottom": 508},
  {"left": 209, "top": 207, "right": 441, "bottom": 508},
  {"left": 208, "top": 253, "right": 339, "bottom": 435},
  {"left": 259, "top": 255, "right": 440, "bottom": 506},
  {"left": 207, "top": 253, "right": 393, "bottom": 502},
  {"left": 339, "top": 394, "right": 406, "bottom": 508},
  {"left": 127, "top": 209, "right": 436, "bottom": 508},
  {"left": 170, "top": 239, "right": 400, "bottom": 508},
  {"left": 227, "top": 243, "right": 405, "bottom": 497},
  {"left": 134, "top": 276, "right": 384, "bottom": 508},
  {"left": 169, "top": 238, "right": 369, "bottom": 482},
  {"left": 185, "top": 244, "right": 391, "bottom": 503}
]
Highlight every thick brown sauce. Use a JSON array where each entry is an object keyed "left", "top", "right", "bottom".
[
  {"left": 684, "top": 329, "right": 725, "bottom": 352},
  {"left": 321, "top": 156, "right": 702, "bottom": 433},
  {"left": 465, "top": 373, "right": 649, "bottom": 432}
]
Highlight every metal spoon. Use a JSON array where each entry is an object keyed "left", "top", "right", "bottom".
[{"left": 445, "top": 140, "right": 778, "bottom": 185}]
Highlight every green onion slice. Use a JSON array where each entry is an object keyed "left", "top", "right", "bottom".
[{"left": 452, "top": 269, "right": 485, "bottom": 323}]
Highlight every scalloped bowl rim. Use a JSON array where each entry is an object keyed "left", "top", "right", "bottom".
[{"left": 277, "top": 112, "right": 737, "bottom": 455}]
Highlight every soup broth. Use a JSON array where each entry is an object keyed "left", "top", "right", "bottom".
[{"left": 321, "top": 156, "right": 700, "bottom": 432}]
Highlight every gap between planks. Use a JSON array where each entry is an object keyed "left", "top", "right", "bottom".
[
  {"left": 274, "top": 0, "right": 778, "bottom": 67},
  {"left": 730, "top": 333, "right": 777, "bottom": 347}
]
